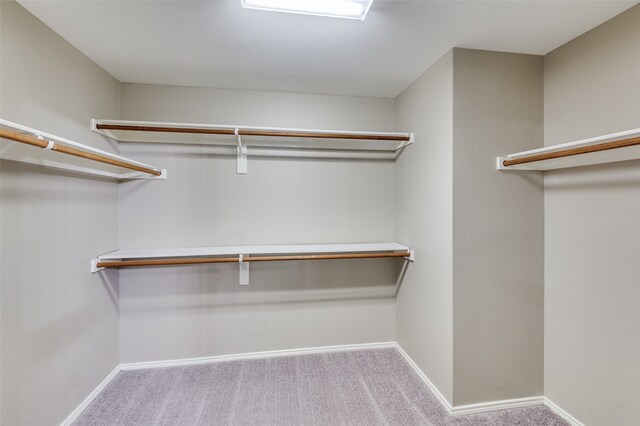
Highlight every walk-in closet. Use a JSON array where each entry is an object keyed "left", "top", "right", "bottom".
[{"left": 1, "top": 1, "right": 639, "bottom": 425}]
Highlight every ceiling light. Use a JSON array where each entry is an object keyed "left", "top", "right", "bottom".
[{"left": 241, "top": 0, "right": 373, "bottom": 20}]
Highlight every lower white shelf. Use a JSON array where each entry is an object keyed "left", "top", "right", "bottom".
[{"left": 91, "top": 242, "right": 414, "bottom": 285}]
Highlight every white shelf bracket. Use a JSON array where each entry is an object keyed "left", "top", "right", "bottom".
[
  {"left": 496, "top": 157, "right": 509, "bottom": 170},
  {"left": 34, "top": 134, "right": 54, "bottom": 150},
  {"left": 406, "top": 133, "right": 415, "bottom": 147},
  {"left": 235, "top": 128, "right": 247, "bottom": 174},
  {"left": 90, "top": 259, "right": 104, "bottom": 274},
  {"left": 238, "top": 254, "right": 250, "bottom": 285},
  {"left": 407, "top": 249, "right": 415, "bottom": 262}
]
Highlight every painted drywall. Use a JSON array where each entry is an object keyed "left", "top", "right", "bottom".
[
  {"left": 0, "top": 2, "right": 121, "bottom": 425},
  {"left": 117, "top": 84, "right": 398, "bottom": 362},
  {"left": 544, "top": 5, "right": 640, "bottom": 425},
  {"left": 395, "top": 49, "right": 544, "bottom": 407},
  {"left": 395, "top": 51, "right": 454, "bottom": 404},
  {"left": 452, "top": 48, "right": 544, "bottom": 405}
]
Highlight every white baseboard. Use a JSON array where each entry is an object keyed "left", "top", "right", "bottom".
[
  {"left": 119, "top": 341, "right": 397, "bottom": 371},
  {"left": 60, "top": 342, "right": 584, "bottom": 426},
  {"left": 544, "top": 397, "right": 585, "bottom": 426},
  {"left": 451, "top": 396, "right": 545, "bottom": 416},
  {"left": 61, "top": 342, "right": 395, "bottom": 425},
  {"left": 396, "top": 343, "right": 548, "bottom": 417},
  {"left": 397, "top": 344, "right": 585, "bottom": 423},
  {"left": 393, "top": 343, "right": 455, "bottom": 414},
  {"left": 59, "top": 366, "right": 120, "bottom": 426}
]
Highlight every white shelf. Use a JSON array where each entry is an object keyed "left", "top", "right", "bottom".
[
  {"left": 0, "top": 119, "right": 166, "bottom": 180},
  {"left": 97, "top": 242, "right": 411, "bottom": 260},
  {"left": 92, "top": 242, "right": 414, "bottom": 285},
  {"left": 497, "top": 128, "right": 640, "bottom": 171},
  {"left": 92, "top": 119, "right": 413, "bottom": 161}
]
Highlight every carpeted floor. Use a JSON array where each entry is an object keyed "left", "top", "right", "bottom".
[{"left": 74, "top": 348, "right": 567, "bottom": 425}]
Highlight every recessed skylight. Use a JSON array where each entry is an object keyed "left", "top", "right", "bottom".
[{"left": 241, "top": 0, "right": 373, "bottom": 21}]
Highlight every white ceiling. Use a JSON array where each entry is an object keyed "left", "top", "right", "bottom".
[{"left": 19, "top": 0, "right": 636, "bottom": 98}]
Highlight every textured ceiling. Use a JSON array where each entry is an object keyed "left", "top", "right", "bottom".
[{"left": 19, "top": 0, "right": 637, "bottom": 98}]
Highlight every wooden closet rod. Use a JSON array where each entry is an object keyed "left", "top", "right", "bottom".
[
  {"left": 503, "top": 135, "right": 640, "bottom": 167},
  {"left": 0, "top": 128, "right": 162, "bottom": 176},
  {"left": 95, "top": 124, "right": 412, "bottom": 142},
  {"left": 96, "top": 252, "right": 410, "bottom": 269}
]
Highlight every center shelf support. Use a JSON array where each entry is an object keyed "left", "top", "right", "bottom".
[
  {"left": 239, "top": 254, "right": 249, "bottom": 285},
  {"left": 235, "top": 128, "right": 247, "bottom": 174}
]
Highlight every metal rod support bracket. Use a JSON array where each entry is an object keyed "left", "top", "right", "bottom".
[
  {"left": 235, "top": 128, "right": 247, "bottom": 174},
  {"left": 496, "top": 157, "right": 539, "bottom": 171},
  {"left": 496, "top": 157, "right": 509, "bottom": 170},
  {"left": 238, "top": 254, "right": 250, "bottom": 285},
  {"left": 91, "top": 259, "right": 104, "bottom": 273}
]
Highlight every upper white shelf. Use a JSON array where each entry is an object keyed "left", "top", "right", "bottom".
[
  {"left": 498, "top": 128, "right": 640, "bottom": 171},
  {"left": 92, "top": 119, "right": 414, "bottom": 161},
  {"left": 0, "top": 119, "right": 165, "bottom": 180}
]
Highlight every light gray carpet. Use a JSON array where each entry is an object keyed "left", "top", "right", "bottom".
[{"left": 74, "top": 348, "right": 567, "bottom": 425}]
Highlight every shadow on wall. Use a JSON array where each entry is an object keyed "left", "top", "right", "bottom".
[
  {"left": 496, "top": 169, "right": 545, "bottom": 191},
  {"left": 99, "top": 268, "right": 120, "bottom": 309},
  {"left": 118, "top": 143, "right": 396, "bottom": 164},
  {"left": 544, "top": 159, "right": 640, "bottom": 191},
  {"left": 117, "top": 258, "right": 410, "bottom": 311},
  {"left": 0, "top": 158, "right": 120, "bottom": 186}
]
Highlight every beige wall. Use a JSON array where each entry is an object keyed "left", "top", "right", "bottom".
[
  {"left": 0, "top": 2, "right": 121, "bottom": 425},
  {"left": 117, "top": 84, "right": 398, "bottom": 362},
  {"left": 395, "top": 51, "right": 454, "bottom": 403},
  {"left": 452, "top": 49, "right": 544, "bottom": 405},
  {"left": 4, "top": 1, "right": 638, "bottom": 423},
  {"left": 395, "top": 49, "right": 544, "bottom": 407},
  {"left": 544, "top": 5, "right": 640, "bottom": 425}
]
